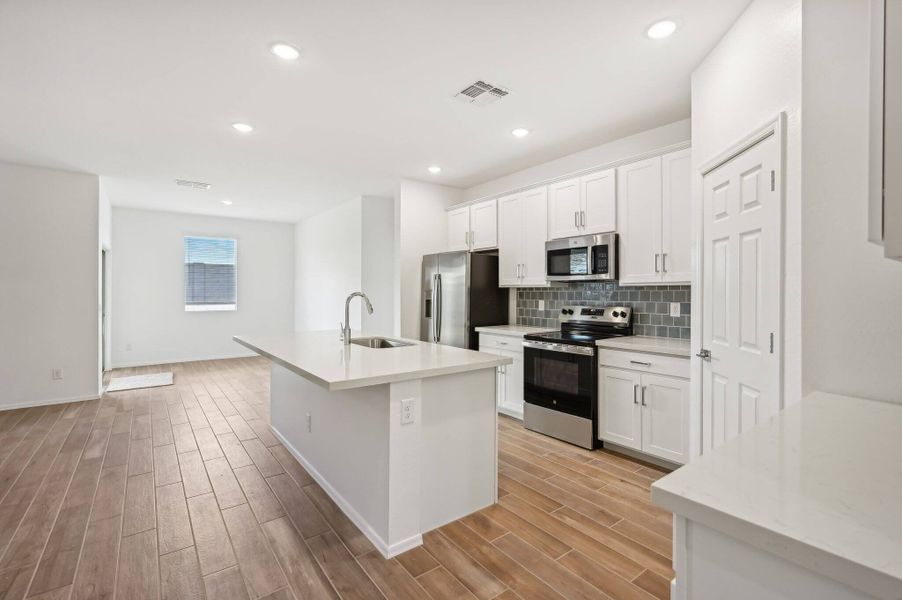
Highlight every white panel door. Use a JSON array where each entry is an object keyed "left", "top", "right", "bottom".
[
  {"left": 702, "top": 133, "right": 781, "bottom": 453},
  {"left": 470, "top": 198, "right": 498, "bottom": 250},
  {"left": 641, "top": 373, "right": 688, "bottom": 464},
  {"left": 580, "top": 168, "right": 617, "bottom": 234},
  {"left": 617, "top": 157, "right": 663, "bottom": 285},
  {"left": 500, "top": 349, "right": 524, "bottom": 419},
  {"left": 548, "top": 178, "right": 581, "bottom": 240},
  {"left": 520, "top": 187, "right": 549, "bottom": 286},
  {"left": 662, "top": 148, "right": 693, "bottom": 283},
  {"left": 599, "top": 367, "right": 642, "bottom": 449},
  {"left": 447, "top": 206, "right": 470, "bottom": 251},
  {"left": 497, "top": 194, "right": 523, "bottom": 287}
]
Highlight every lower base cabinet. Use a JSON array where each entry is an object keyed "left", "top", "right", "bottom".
[
  {"left": 599, "top": 353, "right": 689, "bottom": 464},
  {"left": 479, "top": 334, "right": 525, "bottom": 419}
]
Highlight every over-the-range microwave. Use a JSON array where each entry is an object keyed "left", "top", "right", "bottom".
[{"left": 545, "top": 232, "right": 618, "bottom": 281}]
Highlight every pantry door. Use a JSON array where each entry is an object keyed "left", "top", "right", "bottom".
[{"left": 700, "top": 129, "right": 782, "bottom": 453}]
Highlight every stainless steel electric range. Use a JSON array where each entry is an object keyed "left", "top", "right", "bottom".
[{"left": 522, "top": 305, "right": 632, "bottom": 449}]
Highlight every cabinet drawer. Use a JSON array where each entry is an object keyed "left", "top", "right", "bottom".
[
  {"left": 478, "top": 334, "right": 524, "bottom": 353},
  {"left": 598, "top": 349, "right": 689, "bottom": 378}
]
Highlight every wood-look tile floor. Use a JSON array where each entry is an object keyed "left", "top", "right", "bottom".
[{"left": 0, "top": 357, "right": 673, "bottom": 600}]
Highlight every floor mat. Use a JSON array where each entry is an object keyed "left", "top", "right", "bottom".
[{"left": 105, "top": 372, "right": 174, "bottom": 392}]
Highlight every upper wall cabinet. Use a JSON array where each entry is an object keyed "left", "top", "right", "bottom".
[
  {"left": 617, "top": 149, "right": 692, "bottom": 285},
  {"left": 498, "top": 187, "right": 550, "bottom": 287},
  {"left": 447, "top": 198, "right": 498, "bottom": 252},
  {"left": 548, "top": 168, "right": 616, "bottom": 240}
]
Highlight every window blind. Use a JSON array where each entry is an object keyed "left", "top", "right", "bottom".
[{"left": 184, "top": 236, "right": 237, "bottom": 311}]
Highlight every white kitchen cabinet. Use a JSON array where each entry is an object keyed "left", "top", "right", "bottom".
[
  {"left": 548, "top": 169, "right": 616, "bottom": 240},
  {"left": 446, "top": 198, "right": 497, "bottom": 252},
  {"left": 479, "top": 334, "right": 525, "bottom": 419},
  {"left": 599, "top": 350, "right": 689, "bottom": 464},
  {"left": 617, "top": 149, "right": 691, "bottom": 285},
  {"left": 447, "top": 206, "right": 470, "bottom": 251},
  {"left": 497, "top": 187, "right": 550, "bottom": 287},
  {"left": 599, "top": 367, "right": 642, "bottom": 450}
]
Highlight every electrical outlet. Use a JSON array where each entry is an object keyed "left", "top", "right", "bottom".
[
  {"left": 538, "top": 300, "right": 545, "bottom": 310},
  {"left": 306, "top": 413, "right": 312, "bottom": 433},
  {"left": 51, "top": 368, "right": 63, "bottom": 380},
  {"left": 670, "top": 302, "right": 681, "bottom": 318},
  {"left": 400, "top": 399, "right": 416, "bottom": 425}
]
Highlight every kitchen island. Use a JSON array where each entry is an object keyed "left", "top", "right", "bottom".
[
  {"left": 233, "top": 331, "right": 511, "bottom": 558},
  {"left": 652, "top": 392, "right": 902, "bottom": 600}
]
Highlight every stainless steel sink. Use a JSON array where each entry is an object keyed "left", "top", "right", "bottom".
[{"left": 349, "top": 336, "right": 414, "bottom": 349}]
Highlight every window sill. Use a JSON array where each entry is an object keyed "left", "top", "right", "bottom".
[{"left": 185, "top": 304, "right": 237, "bottom": 312}]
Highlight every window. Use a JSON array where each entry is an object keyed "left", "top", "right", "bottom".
[{"left": 184, "top": 236, "right": 237, "bottom": 311}]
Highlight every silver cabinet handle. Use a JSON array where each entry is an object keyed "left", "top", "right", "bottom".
[
  {"left": 633, "top": 384, "right": 639, "bottom": 405},
  {"left": 580, "top": 211, "right": 585, "bottom": 228},
  {"left": 574, "top": 211, "right": 579, "bottom": 228},
  {"left": 641, "top": 385, "right": 647, "bottom": 406},
  {"left": 497, "top": 341, "right": 508, "bottom": 345},
  {"left": 662, "top": 253, "right": 667, "bottom": 272},
  {"left": 630, "top": 360, "right": 651, "bottom": 366},
  {"left": 521, "top": 263, "right": 526, "bottom": 279},
  {"left": 654, "top": 253, "right": 660, "bottom": 273}
]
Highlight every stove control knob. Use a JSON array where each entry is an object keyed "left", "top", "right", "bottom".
[
  {"left": 567, "top": 309, "right": 574, "bottom": 315},
  {"left": 561, "top": 309, "right": 567, "bottom": 314}
]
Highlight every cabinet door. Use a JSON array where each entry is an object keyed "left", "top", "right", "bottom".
[
  {"left": 447, "top": 206, "right": 471, "bottom": 251},
  {"left": 617, "top": 157, "right": 663, "bottom": 285},
  {"left": 547, "top": 178, "right": 581, "bottom": 240},
  {"left": 497, "top": 194, "right": 523, "bottom": 287},
  {"left": 640, "top": 373, "right": 688, "bottom": 464},
  {"left": 580, "top": 168, "right": 617, "bottom": 234},
  {"left": 598, "top": 367, "right": 642, "bottom": 450},
  {"left": 470, "top": 198, "right": 498, "bottom": 250},
  {"left": 520, "top": 187, "right": 549, "bottom": 285},
  {"left": 662, "top": 148, "right": 692, "bottom": 283},
  {"left": 500, "top": 349, "right": 524, "bottom": 419}
]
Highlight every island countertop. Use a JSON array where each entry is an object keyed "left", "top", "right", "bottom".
[
  {"left": 652, "top": 391, "right": 902, "bottom": 599},
  {"left": 234, "top": 331, "right": 512, "bottom": 391}
]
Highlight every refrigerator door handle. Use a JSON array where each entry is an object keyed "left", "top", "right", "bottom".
[
  {"left": 431, "top": 274, "right": 438, "bottom": 342},
  {"left": 434, "top": 273, "right": 442, "bottom": 343}
]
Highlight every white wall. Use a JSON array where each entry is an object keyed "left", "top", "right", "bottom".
[
  {"left": 691, "top": 0, "right": 803, "bottom": 403},
  {"left": 361, "top": 196, "right": 396, "bottom": 336},
  {"left": 801, "top": 0, "right": 902, "bottom": 402},
  {"left": 111, "top": 208, "right": 294, "bottom": 367},
  {"left": 462, "top": 119, "right": 691, "bottom": 202},
  {"left": 394, "top": 180, "right": 462, "bottom": 338},
  {"left": 0, "top": 162, "right": 101, "bottom": 408}
]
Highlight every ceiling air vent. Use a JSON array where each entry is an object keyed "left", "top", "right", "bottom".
[
  {"left": 454, "top": 80, "right": 510, "bottom": 106},
  {"left": 175, "top": 179, "right": 212, "bottom": 190}
]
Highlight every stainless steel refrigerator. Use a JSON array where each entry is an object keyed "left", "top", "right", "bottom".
[{"left": 420, "top": 252, "right": 509, "bottom": 350}]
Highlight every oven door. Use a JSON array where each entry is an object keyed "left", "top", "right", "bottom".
[{"left": 522, "top": 343, "right": 596, "bottom": 419}]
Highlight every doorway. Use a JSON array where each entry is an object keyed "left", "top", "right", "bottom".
[{"left": 698, "top": 119, "right": 784, "bottom": 453}]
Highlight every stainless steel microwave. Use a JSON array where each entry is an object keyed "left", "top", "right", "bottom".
[{"left": 545, "top": 233, "right": 618, "bottom": 281}]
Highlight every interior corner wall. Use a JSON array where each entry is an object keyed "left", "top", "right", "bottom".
[
  {"left": 112, "top": 207, "right": 294, "bottom": 367},
  {"left": 690, "top": 0, "right": 803, "bottom": 404},
  {"left": 395, "top": 179, "right": 463, "bottom": 339},
  {"left": 801, "top": 0, "right": 902, "bottom": 403},
  {"left": 0, "top": 161, "right": 101, "bottom": 409}
]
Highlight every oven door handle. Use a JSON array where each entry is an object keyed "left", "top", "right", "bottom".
[{"left": 522, "top": 340, "right": 595, "bottom": 356}]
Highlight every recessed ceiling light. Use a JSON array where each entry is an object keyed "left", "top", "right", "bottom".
[
  {"left": 646, "top": 20, "right": 677, "bottom": 40},
  {"left": 270, "top": 43, "right": 300, "bottom": 61},
  {"left": 221, "top": 199, "right": 233, "bottom": 206},
  {"left": 511, "top": 128, "right": 530, "bottom": 138},
  {"left": 231, "top": 122, "right": 254, "bottom": 133},
  {"left": 428, "top": 166, "right": 442, "bottom": 174}
]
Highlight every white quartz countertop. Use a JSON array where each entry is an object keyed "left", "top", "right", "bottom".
[
  {"left": 234, "top": 331, "right": 511, "bottom": 391},
  {"left": 475, "top": 325, "right": 557, "bottom": 337},
  {"left": 596, "top": 335, "right": 691, "bottom": 357},
  {"left": 652, "top": 392, "right": 902, "bottom": 599}
]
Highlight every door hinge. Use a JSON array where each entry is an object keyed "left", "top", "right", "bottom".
[
  {"left": 769, "top": 332, "right": 774, "bottom": 354},
  {"left": 770, "top": 170, "right": 776, "bottom": 192}
]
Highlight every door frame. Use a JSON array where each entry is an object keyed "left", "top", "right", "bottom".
[{"left": 690, "top": 112, "right": 786, "bottom": 458}]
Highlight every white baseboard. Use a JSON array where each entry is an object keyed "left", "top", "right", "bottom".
[
  {"left": 270, "top": 425, "right": 420, "bottom": 558},
  {"left": 111, "top": 351, "right": 257, "bottom": 369},
  {"left": 1, "top": 392, "right": 101, "bottom": 412}
]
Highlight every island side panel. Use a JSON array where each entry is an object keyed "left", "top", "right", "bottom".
[
  {"left": 416, "top": 367, "right": 497, "bottom": 533},
  {"left": 270, "top": 363, "right": 391, "bottom": 547}
]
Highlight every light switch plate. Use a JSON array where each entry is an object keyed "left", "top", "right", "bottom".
[
  {"left": 400, "top": 399, "right": 416, "bottom": 425},
  {"left": 670, "top": 302, "right": 681, "bottom": 318}
]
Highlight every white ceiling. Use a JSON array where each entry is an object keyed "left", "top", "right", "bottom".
[{"left": 0, "top": 0, "right": 749, "bottom": 222}]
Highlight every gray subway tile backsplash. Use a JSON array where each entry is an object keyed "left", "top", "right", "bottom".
[{"left": 516, "top": 282, "right": 691, "bottom": 339}]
